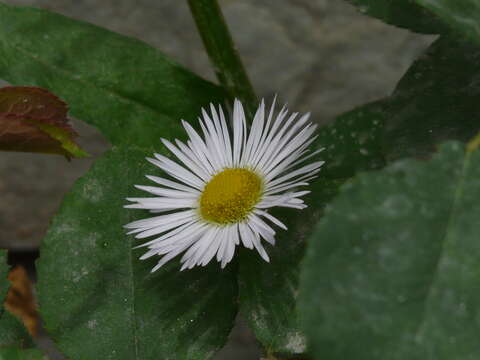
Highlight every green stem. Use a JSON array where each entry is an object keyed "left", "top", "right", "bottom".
[{"left": 187, "top": 0, "right": 258, "bottom": 119}]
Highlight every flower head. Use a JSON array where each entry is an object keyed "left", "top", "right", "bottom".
[{"left": 125, "top": 98, "right": 324, "bottom": 271}]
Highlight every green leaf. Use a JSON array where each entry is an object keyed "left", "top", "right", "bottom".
[
  {"left": 345, "top": 0, "right": 447, "bottom": 34},
  {"left": 238, "top": 102, "right": 386, "bottom": 356},
  {"left": 384, "top": 37, "right": 480, "bottom": 161},
  {"left": 318, "top": 100, "right": 386, "bottom": 179},
  {"left": 0, "top": 347, "right": 46, "bottom": 360},
  {"left": 300, "top": 141, "right": 480, "bottom": 360},
  {"left": 37, "top": 147, "right": 237, "bottom": 360},
  {"left": 0, "top": 3, "right": 226, "bottom": 147},
  {"left": 0, "top": 250, "right": 7, "bottom": 304},
  {"left": 0, "top": 312, "right": 33, "bottom": 349},
  {"left": 0, "top": 254, "right": 33, "bottom": 350},
  {"left": 415, "top": 0, "right": 480, "bottom": 44}
]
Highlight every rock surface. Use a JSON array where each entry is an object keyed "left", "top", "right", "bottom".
[{"left": 0, "top": 0, "right": 434, "bottom": 359}]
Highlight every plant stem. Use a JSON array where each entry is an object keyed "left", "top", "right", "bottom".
[{"left": 187, "top": 0, "right": 258, "bottom": 119}]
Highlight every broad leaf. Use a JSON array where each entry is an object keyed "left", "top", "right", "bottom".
[
  {"left": 37, "top": 147, "right": 237, "bottom": 360},
  {"left": 415, "top": 0, "right": 480, "bottom": 44},
  {"left": 318, "top": 100, "right": 386, "bottom": 179},
  {"left": 300, "top": 141, "right": 480, "bottom": 359},
  {"left": 345, "top": 0, "right": 447, "bottom": 34},
  {"left": 0, "top": 348, "right": 46, "bottom": 360},
  {"left": 238, "top": 102, "right": 386, "bottom": 356},
  {"left": 0, "top": 3, "right": 226, "bottom": 147},
  {"left": 384, "top": 37, "right": 480, "bottom": 160},
  {"left": 0, "top": 86, "right": 86, "bottom": 158}
]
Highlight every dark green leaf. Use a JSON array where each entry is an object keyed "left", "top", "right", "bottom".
[
  {"left": 239, "top": 102, "right": 386, "bottom": 356},
  {"left": 0, "top": 3, "right": 226, "bottom": 147},
  {"left": 415, "top": 0, "right": 480, "bottom": 44},
  {"left": 0, "top": 252, "right": 32, "bottom": 349},
  {"left": 239, "top": 179, "right": 338, "bottom": 357},
  {"left": 0, "top": 250, "right": 7, "bottom": 304},
  {"left": 384, "top": 37, "right": 480, "bottom": 160},
  {"left": 300, "top": 141, "right": 480, "bottom": 360},
  {"left": 318, "top": 100, "right": 386, "bottom": 179},
  {"left": 0, "top": 347, "right": 46, "bottom": 360},
  {"left": 345, "top": 0, "right": 447, "bottom": 34},
  {"left": 0, "top": 312, "right": 33, "bottom": 349},
  {"left": 37, "top": 147, "right": 237, "bottom": 360}
]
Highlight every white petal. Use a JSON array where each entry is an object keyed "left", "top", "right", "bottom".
[
  {"left": 221, "top": 237, "right": 236, "bottom": 268},
  {"left": 232, "top": 99, "right": 246, "bottom": 167},
  {"left": 150, "top": 232, "right": 203, "bottom": 272},
  {"left": 254, "top": 209, "right": 287, "bottom": 230},
  {"left": 267, "top": 161, "right": 324, "bottom": 188},
  {"left": 134, "top": 220, "right": 198, "bottom": 248},
  {"left": 248, "top": 225, "right": 270, "bottom": 262},
  {"left": 131, "top": 211, "right": 197, "bottom": 239},
  {"left": 145, "top": 175, "right": 200, "bottom": 194},
  {"left": 161, "top": 139, "right": 210, "bottom": 182},
  {"left": 241, "top": 100, "right": 265, "bottom": 165},
  {"left": 218, "top": 105, "right": 233, "bottom": 167},
  {"left": 238, "top": 222, "right": 254, "bottom": 249},
  {"left": 249, "top": 214, "right": 276, "bottom": 245},
  {"left": 125, "top": 209, "right": 195, "bottom": 230},
  {"left": 134, "top": 185, "right": 198, "bottom": 199},
  {"left": 147, "top": 156, "right": 204, "bottom": 190}
]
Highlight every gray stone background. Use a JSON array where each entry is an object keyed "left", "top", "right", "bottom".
[{"left": 0, "top": 0, "right": 434, "bottom": 359}]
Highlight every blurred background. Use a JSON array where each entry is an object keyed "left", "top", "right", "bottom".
[{"left": 0, "top": 0, "right": 434, "bottom": 358}]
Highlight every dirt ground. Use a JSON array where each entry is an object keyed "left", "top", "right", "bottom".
[{"left": 0, "top": 1, "right": 434, "bottom": 359}]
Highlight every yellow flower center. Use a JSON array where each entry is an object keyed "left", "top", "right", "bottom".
[{"left": 200, "top": 168, "right": 263, "bottom": 224}]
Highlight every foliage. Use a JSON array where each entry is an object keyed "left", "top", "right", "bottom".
[
  {"left": 0, "top": 86, "right": 87, "bottom": 158},
  {"left": 0, "top": 0, "right": 480, "bottom": 359},
  {"left": 0, "top": 347, "right": 46, "bottom": 360},
  {"left": 300, "top": 141, "right": 480, "bottom": 359},
  {"left": 0, "top": 252, "right": 33, "bottom": 349}
]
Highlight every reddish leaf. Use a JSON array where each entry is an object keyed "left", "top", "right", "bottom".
[
  {"left": 0, "top": 86, "right": 88, "bottom": 158},
  {"left": 5, "top": 266, "right": 39, "bottom": 337}
]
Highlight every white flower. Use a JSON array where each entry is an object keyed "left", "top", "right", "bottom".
[{"left": 125, "top": 98, "right": 324, "bottom": 271}]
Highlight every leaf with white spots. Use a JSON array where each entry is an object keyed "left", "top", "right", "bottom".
[
  {"left": 239, "top": 101, "right": 386, "bottom": 356},
  {"left": 300, "top": 141, "right": 480, "bottom": 360},
  {"left": 0, "top": 3, "right": 226, "bottom": 148},
  {"left": 37, "top": 147, "right": 237, "bottom": 360}
]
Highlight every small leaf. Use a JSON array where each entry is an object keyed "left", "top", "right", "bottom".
[
  {"left": 0, "top": 254, "right": 33, "bottom": 349},
  {"left": 384, "top": 37, "right": 480, "bottom": 160},
  {"left": 0, "top": 347, "right": 46, "bottom": 360},
  {"left": 0, "top": 313, "right": 33, "bottom": 349},
  {"left": 345, "top": 0, "right": 447, "bottom": 34},
  {"left": 37, "top": 147, "right": 237, "bottom": 360},
  {"left": 415, "top": 0, "right": 480, "bottom": 44},
  {"left": 0, "top": 86, "right": 87, "bottom": 158},
  {"left": 239, "top": 102, "right": 386, "bottom": 356},
  {"left": 0, "top": 3, "right": 226, "bottom": 148},
  {"left": 300, "top": 141, "right": 480, "bottom": 360},
  {"left": 5, "top": 266, "right": 39, "bottom": 337}
]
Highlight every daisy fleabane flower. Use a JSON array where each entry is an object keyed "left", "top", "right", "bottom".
[{"left": 125, "top": 98, "right": 324, "bottom": 272}]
